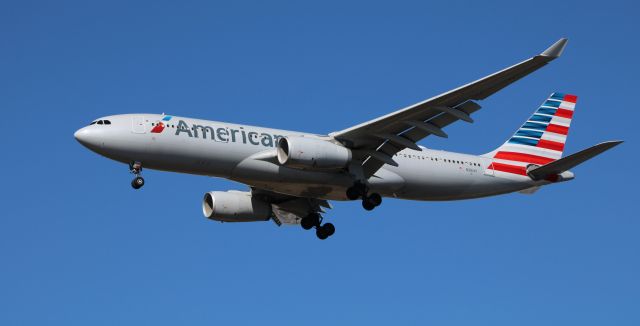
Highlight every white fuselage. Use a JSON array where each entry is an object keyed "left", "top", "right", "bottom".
[{"left": 74, "top": 114, "right": 552, "bottom": 201}]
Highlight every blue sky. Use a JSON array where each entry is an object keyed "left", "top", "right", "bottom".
[{"left": 1, "top": 0, "right": 638, "bottom": 325}]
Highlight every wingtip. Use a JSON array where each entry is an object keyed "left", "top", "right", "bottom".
[
  {"left": 597, "top": 140, "right": 624, "bottom": 149},
  {"left": 541, "top": 38, "right": 568, "bottom": 58},
  {"left": 606, "top": 140, "right": 624, "bottom": 146}
]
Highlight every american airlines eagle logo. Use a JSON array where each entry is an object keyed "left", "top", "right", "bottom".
[{"left": 150, "top": 116, "right": 173, "bottom": 133}]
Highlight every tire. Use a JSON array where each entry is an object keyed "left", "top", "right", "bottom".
[
  {"left": 301, "top": 213, "right": 321, "bottom": 230},
  {"left": 316, "top": 228, "right": 328, "bottom": 240},
  {"left": 346, "top": 187, "right": 361, "bottom": 200},
  {"left": 300, "top": 216, "right": 315, "bottom": 230},
  {"left": 131, "top": 176, "right": 144, "bottom": 189},
  {"left": 369, "top": 193, "right": 382, "bottom": 206},
  {"left": 362, "top": 199, "right": 376, "bottom": 211},
  {"left": 322, "top": 223, "right": 335, "bottom": 237}
]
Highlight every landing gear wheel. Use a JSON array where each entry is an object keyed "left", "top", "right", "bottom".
[
  {"left": 322, "top": 223, "right": 335, "bottom": 237},
  {"left": 368, "top": 193, "right": 382, "bottom": 207},
  {"left": 346, "top": 187, "right": 361, "bottom": 200},
  {"left": 316, "top": 227, "right": 329, "bottom": 240},
  {"left": 131, "top": 176, "right": 145, "bottom": 189},
  {"left": 362, "top": 199, "right": 376, "bottom": 211},
  {"left": 301, "top": 218, "right": 314, "bottom": 230},
  {"left": 314, "top": 223, "right": 335, "bottom": 239},
  {"left": 301, "top": 213, "right": 321, "bottom": 230}
]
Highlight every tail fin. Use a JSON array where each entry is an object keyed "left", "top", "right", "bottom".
[{"left": 485, "top": 92, "right": 577, "bottom": 176}]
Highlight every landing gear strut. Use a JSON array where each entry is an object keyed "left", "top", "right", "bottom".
[
  {"left": 129, "top": 161, "right": 145, "bottom": 189},
  {"left": 300, "top": 213, "right": 336, "bottom": 240},
  {"left": 346, "top": 182, "right": 382, "bottom": 211}
]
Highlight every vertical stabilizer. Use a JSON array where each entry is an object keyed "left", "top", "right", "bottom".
[{"left": 485, "top": 92, "right": 577, "bottom": 176}]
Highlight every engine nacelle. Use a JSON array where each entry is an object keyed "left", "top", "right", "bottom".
[
  {"left": 202, "top": 191, "right": 271, "bottom": 222},
  {"left": 276, "top": 136, "right": 352, "bottom": 169}
]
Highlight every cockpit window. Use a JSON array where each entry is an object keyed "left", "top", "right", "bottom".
[{"left": 89, "top": 119, "right": 112, "bottom": 126}]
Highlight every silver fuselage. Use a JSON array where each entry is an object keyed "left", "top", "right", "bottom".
[{"left": 75, "top": 114, "right": 552, "bottom": 201}]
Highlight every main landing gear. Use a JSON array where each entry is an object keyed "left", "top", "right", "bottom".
[
  {"left": 346, "top": 183, "right": 382, "bottom": 211},
  {"left": 129, "top": 161, "right": 145, "bottom": 189},
  {"left": 300, "top": 213, "right": 335, "bottom": 240}
]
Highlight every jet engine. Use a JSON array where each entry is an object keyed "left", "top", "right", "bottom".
[
  {"left": 202, "top": 191, "right": 272, "bottom": 222},
  {"left": 276, "top": 136, "right": 352, "bottom": 169}
]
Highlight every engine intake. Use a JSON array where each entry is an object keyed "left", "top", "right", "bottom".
[
  {"left": 202, "top": 191, "right": 271, "bottom": 222},
  {"left": 276, "top": 136, "right": 352, "bottom": 169}
]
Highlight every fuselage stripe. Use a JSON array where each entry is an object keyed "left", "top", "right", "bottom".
[{"left": 489, "top": 162, "right": 528, "bottom": 176}]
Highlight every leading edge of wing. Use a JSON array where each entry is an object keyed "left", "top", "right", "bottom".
[{"left": 330, "top": 38, "right": 568, "bottom": 141}]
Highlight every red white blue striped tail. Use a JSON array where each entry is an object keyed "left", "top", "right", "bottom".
[{"left": 486, "top": 92, "right": 577, "bottom": 177}]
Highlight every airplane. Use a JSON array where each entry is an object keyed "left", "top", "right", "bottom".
[{"left": 74, "top": 38, "right": 622, "bottom": 240}]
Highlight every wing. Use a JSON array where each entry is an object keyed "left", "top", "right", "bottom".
[
  {"left": 251, "top": 188, "right": 332, "bottom": 226},
  {"left": 330, "top": 38, "right": 569, "bottom": 178}
]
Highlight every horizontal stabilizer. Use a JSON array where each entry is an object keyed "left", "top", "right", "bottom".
[{"left": 528, "top": 140, "right": 623, "bottom": 180}]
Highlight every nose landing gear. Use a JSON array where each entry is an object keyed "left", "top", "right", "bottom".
[
  {"left": 129, "top": 161, "right": 145, "bottom": 189},
  {"left": 300, "top": 213, "right": 336, "bottom": 240},
  {"left": 346, "top": 182, "right": 382, "bottom": 211},
  {"left": 131, "top": 176, "right": 145, "bottom": 189}
]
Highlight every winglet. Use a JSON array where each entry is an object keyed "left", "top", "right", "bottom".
[{"left": 540, "top": 38, "right": 568, "bottom": 58}]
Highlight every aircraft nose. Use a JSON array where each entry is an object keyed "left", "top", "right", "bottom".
[
  {"left": 74, "top": 127, "right": 103, "bottom": 149},
  {"left": 73, "top": 128, "right": 83, "bottom": 141}
]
